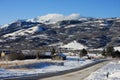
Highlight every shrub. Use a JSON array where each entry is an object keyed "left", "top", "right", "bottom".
[
  {"left": 51, "top": 48, "right": 56, "bottom": 56},
  {"left": 79, "top": 48, "right": 88, "bottom": 57}
]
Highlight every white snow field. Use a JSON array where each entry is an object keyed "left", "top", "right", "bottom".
[
  {"left": 85, "top": 60, "right": 120, "bottom": 80},
  {"left": 0, "top": 56, "right": 96, "bottom": 79}
]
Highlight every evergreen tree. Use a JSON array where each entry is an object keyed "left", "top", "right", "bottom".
[
  {"left": 114, "top": 50, "right": 120, "bottom": 58},
  {"left": 79, "top": 48, "right": 87, "bottom": 57},
  {"left": 102, "top": 49, "right": 106, "bottom": 57},
  {"left": 51, "top": 48, "right": 56, "bottom": 56},
  {"left": 106, "top": 46, "right": 114, "bottom": 57}
]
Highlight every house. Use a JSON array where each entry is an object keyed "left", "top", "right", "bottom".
[{"left": 52, "top": 53, "right": 66, "bottom": 60}]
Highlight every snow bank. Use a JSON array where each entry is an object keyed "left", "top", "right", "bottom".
[{"left": 86, "top": 60, "right": 120, "bottom": 80}]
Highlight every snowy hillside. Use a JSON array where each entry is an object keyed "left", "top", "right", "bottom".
[
  {"left": 3, "top": 26, "right": 45, "bottom": 38},
  {"left": 27, "top": 13, "right": 80, "bottom": 24},
  {"left": 0, "top": 24, "right": 9, "bottom": 29},
  {"left": 60, "top": 41, "right": 87, "bottom": 50}
]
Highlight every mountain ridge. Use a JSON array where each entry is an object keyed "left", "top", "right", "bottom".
[{"left": 0, "top": 14, "right": 120, "bottom": 49}]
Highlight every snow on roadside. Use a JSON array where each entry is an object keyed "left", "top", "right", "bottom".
[
  {"left": 0, "top": 56, "right": 95, "bottom": 79},
  {"left": 85, "top": 60, "right": 120, "bottom": 80},
  {"left": 0, "top": 68, "right": 34, "bottom": 79}
]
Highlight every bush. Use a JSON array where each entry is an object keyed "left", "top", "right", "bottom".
[
  {"left": 79, "top": 48, "right": 88, "bottom": 57},
  {"left": 102, "top": 49, "right": 106, "bottom": 57},
  {"left": 102, "top": 46, "right": 120, "bottom": 58},
  {"left": 113, "top": 50, "right": 120, "bottom": 58},
  {"left": 106, "top": 46, "right": 114, "bottom": 57},
  {"left": 51, "top": 48, "right": 56, "bottom": 56}
]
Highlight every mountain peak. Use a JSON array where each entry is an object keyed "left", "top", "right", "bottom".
[{"left": 27, "top": 13, "right": 80, "bottom": 24}]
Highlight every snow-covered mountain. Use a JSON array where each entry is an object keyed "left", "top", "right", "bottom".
[
  {"left": 0, "top": 13, "right": 120, "bottom": 49},
  {"left": 27, "top": 13, "right": 80, "bottom": 24},
  {"left": 0, "top": 24, "right": 9, "bottom": 29}
]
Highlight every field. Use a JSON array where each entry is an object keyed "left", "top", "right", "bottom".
[{"left": 0, "top": 56, "right": 96, "bottom": 79}]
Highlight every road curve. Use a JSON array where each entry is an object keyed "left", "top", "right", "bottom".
[{"left": 40, "top": 61, "right": 109, "bottom": 80}]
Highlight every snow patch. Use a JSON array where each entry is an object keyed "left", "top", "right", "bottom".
[
  {"left": 65, "top": 25, "right": 76, "bottom": 28},
  {"left": 86, "top": 61, "right": 120, "bottom": 80}
]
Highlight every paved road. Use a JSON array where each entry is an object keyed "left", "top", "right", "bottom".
[{"left": 40, "top": 61, "right": 109, "bottom": 80}]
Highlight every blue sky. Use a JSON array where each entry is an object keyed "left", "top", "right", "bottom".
[{"left": 0, "top": 0, "right": 120, "bottom": 25}]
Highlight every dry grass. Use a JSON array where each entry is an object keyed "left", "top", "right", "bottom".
[{"left": 0, "top": 59, "right": 50, "bottom": 68}]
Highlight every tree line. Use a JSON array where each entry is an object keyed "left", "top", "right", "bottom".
[{"left": 102, "top": 46, "right": 120, "bottom": 58}]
